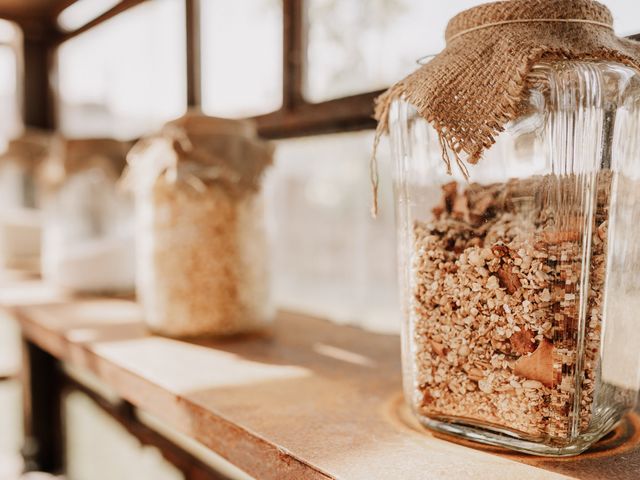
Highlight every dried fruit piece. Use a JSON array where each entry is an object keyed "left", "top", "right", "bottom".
[
  {"left": 497, "top": 265, "right": 521, "bottom": 294},
  {"left": 509, "top": 328, "right": 537, "bottom": 355},
  {"left": 597, "top": 221, "right": 607, "bottom": 241},
  {"left": 442, "top": 181, "right": 457, "bottom": 212},
  {"left": 541, "top": 230, "right": 580, "bottom": 244},
  {"left": 514, "top": 339, "right": 554, "bottom": 387},
  {"left": 432, "top": 204, "right": 445, "bottom": 219},
  {"left": 432, "top": 182, "right": 458, "bottom": 218},
  {"left": 430, "top": 341, "right": 447, "bottom": 356},
  {"left": 452, "top": 192, "right": 470, "bottom": 222},
  {"left": 471, "top": 192, "right": 495, "bottom": 217},
  {"left": 423, "top": 390, "right": 435, "bottom": 406}
]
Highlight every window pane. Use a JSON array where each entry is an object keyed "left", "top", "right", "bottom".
[
  {"left": 201, "top": 0, "right": 282, "bottom": 118},
  {"left": 0, "top": 19, "right": 18, "bottom": 44},
  {"left": 606, "top": 1, "right": 640, "bottom": 36},
  {"left": 0, "top": 45, "right": 21, "bottom": 147},
  {"left": 0, "top": 21, "right": 22, "bottom": 147},
  {"left": 57, "top": 0, "right": 186, "bottom": 139},
  {"left": 305, "top": 0, "right": 640, "bottom": 102},
  {"left": 57, "top": 0, "right": 121, "bottom": 31},
  {"left": 305, "top": 0, "right": 475, "bottom": 102},
  {"left": 265, "top": 132, "right": 399, "bottom": 333}
]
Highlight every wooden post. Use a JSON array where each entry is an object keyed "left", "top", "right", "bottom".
[
  {"left": 282, "top": 0, "right": 305, "bottom": 110},
  {"left": 185, "top": 0, "right": 201, "bottom": 108},
  {"left": 22, "top": 26, "right": 56, "bottom": 130},
  {"left": 21, "top": 338, "right": 64, "bottom": 473}
]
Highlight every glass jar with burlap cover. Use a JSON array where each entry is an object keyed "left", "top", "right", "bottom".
[
  {"left": 127, "top": 113, "right": 274, "bottom": 338},
  {"left": 376, "top": 0, "right": 640, "bottom": 455}
]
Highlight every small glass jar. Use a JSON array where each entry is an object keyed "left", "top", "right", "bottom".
[
  {"left": 0, "top": 131, "right": 50, "bottom": 270},
  {"left": 390, "top": 61, "right": 640, "bottom": 455},
  {"left": 41, "top": 138, "right": 135, "bottom": 294},
  {"left": 128, "top": 114, "right": 274, "bottom": 338}
]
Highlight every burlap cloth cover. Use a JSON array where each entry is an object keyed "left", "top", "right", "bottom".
[
  {"left": 40, "top": 137, "right": 131, "bottom": 190},
  {"left": 0, "top": 129, "right": 50, "bottom": 173},
  {"left": 126, "top": 113, "right": 273, "bottom": 194},
  {"left": 373, "top": 0, "right": 640, "bottom": 212}
]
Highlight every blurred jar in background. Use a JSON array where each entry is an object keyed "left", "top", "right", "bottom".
[
  {"left": 40, "top": 137, "right": 135, "bottom": 294},
  {"left": 0, "top": 130, "right": 50, "bottom": 271},
  {"left": 127, "top": 113, "right": 273, "bottom": 338}
]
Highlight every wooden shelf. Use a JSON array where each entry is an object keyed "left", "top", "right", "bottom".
[{"left": 2, "top": 279, "right": 640, "bottom": 480}]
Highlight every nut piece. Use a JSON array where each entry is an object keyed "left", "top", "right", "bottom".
[
  {"left": 486, "top": 275, "right": 500, "bottom": 290},
  {"left": 514, "top": 339, "right": 554, "bottom": 387},
  {"left": 522, "top": 379, "right": 544, "bottom": 389},
  {"left": 491, "top": 244, "right": 509, "bottom": 258},
  {"left": 509, "top": 328, "right": 537, "bottom": 355},
  {"left": 478, "top": 378, "right": 494, "bottom": 394}
]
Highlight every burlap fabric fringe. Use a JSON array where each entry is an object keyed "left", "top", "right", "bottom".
[
  {"left": 372, "top": 0, "right": 640, "bottom": 214},
  {"left": 40, "top": 137, "right": 132, "bottom": 190},
  {"left": 125, "top": 113, "right": 273, "bottom": 196},
  {"left": 0, "top": 130, "right": 50, "bottom": 173}
]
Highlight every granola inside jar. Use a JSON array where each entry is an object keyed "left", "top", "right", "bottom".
[
  {"left": 388, "top": 59, "right": 640, "bottom": 455},
  {"left": 127, "top": 114, "right": 274, "bottom": 338}
]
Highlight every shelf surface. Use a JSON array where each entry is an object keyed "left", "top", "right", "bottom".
[{"left": 3, "top": 278, "right": 640, "bottom": 480}]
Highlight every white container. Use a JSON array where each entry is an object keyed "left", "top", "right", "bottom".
[
  {"left": 0, "top": 131, "right": 49, "bottom": 270},
  {"left": 41, "top": 138, "right": 135, "bottom": 294}
]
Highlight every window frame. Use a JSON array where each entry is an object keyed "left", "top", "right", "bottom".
[
  {"left": 21, "top": 2, "right": 640, "bottom": 137},
  {"left": 47, "top": 0, "right": 378, "bottom": 139}
]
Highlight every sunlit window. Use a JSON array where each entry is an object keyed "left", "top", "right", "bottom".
[
  {"left": 200, "top": 0, "right": 283, "bottom": 118},
  {"left": 304, "top": 0, "right": 470, "bottom": 102},
  {"left": 0, "top": 18, "right": 18, "bottom": 44},
  {"left": 305, "top": 0, "right": 640, "bottom": 102},
  {"left": 0, "top": 20, "right": 22, "bottom": 149},
  {"left": 57, "top": 0, "right": 121, "bottom": 31},
  {"left": 265, "top": 132, "right": 399, "bottom": 333},
  {"left": 56, "top": 0, "right": 187, "bottom": 139}
]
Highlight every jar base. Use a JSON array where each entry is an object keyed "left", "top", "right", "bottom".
[{"left": 416, "top": 410, "right": 623, "bottom": 456}]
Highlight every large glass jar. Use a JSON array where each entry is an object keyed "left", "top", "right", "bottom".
[
  {"left": 128, "top": 114, "right": 274, "bottom": 338},
  {"left": 390, "top": 61, "right": 640, "bottom": 455},
  {"left": 0, "top": 131, "right": 49, "bottom": 271},
  {"left": 41, "top": 138, "right": 135, "bottom": 294}
]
